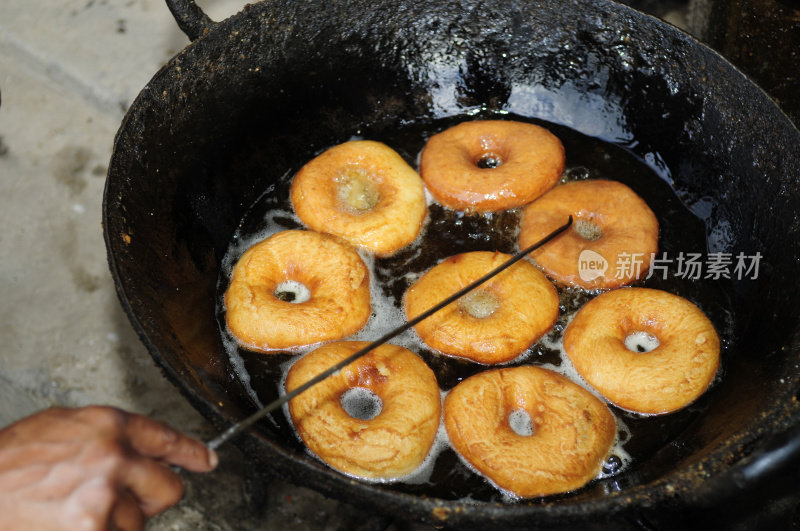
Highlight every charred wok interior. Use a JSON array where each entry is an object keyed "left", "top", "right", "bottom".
[{"left": 103, "top": 0, "right": 800, "bottom": 527}]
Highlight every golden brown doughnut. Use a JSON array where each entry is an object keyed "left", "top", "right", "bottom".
[
  {"left": 563, "top": 287, "right": 720, "bottom": 414},
  {"left": 224, "top": 230, "right": 371, "bottom": 351},
  {"left": 444, "top": 366, "right": 616, "bottom": 497},
  {"left": 419, "top": 120, "right": 565, "bottom": 212},
  {"left": 404, "top": 251, "right": 559, "bottom": 364},
  {"left": 286, "top": 341, "right": 441, "bottom": 479},
  {"left": 519, "top": 179, "right": 659, "bottom": 290},
  {"left": 290, "top": 140, "right": 427, "bottom": 255}
]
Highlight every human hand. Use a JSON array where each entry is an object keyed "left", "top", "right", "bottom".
[{"left": 0, "top": 406, "right": 217, "bottom": 531}]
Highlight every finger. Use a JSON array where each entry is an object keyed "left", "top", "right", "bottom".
[
  {"left": 108, "top": 491, "right": 146, "bottom": 531},
  {"left": 121, "top": 414, "right": 217, "bottom": 472},
  {"left": 118, "top": 455, "right": 184, "bottom": 517}
]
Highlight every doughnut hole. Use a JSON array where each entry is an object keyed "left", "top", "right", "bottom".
[
  {"left": 458, "top": 288, "right": 500, "bottom": 319},
  {"left": 471, "top": 137, "right": 508, "bottom": 170},
  {"left": 624, "top": 331, "right": 660, "bottom": 353},
  {"left": 335, "top": 167, "right": 380, "bottom": 213},
  {"left": 340, "top": 387, "right": 383, "bottom": 420},
  {"left": 573, "top": 216, "right": 603, "bottom": 241},
  {"left": 508, "top": 408, "right": 534, "bottom": 437},
  {"left": 274, "top": 280, "right": 311, "bottom": 303},
  {"left": 476, "top": 151, "right": 504, "bottom": 169}
]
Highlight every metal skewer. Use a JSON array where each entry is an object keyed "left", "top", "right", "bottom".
[{"left": 206, "top": 216, "right": 573, "bottom": 451}]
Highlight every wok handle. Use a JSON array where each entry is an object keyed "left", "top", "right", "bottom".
[{"left": 165, "top": 0, "right": 215, "bottom": 41}]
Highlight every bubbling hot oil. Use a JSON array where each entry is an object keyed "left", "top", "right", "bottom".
[
  {"left": 340, "top": 387, "right": 383, "bottom": 420},
  {"left": 215, "top": 115, "right": 732, "bottom": 502},
  {"left": 508, "top": 409, "right": 534, "bottom": 437}
]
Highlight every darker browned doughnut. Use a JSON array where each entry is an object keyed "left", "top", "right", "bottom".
[{"left": 420, "top": 120, "right": 564, "bottom": 212}]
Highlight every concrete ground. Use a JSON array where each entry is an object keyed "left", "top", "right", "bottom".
[{"left": 3, "top": 1, "right": 785, "bottom": 530}]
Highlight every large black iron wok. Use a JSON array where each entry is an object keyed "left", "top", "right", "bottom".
[{"left": 103, "top": 0, "right": 800, "bottom": 527}]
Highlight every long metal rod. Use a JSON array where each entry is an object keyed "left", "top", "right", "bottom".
[{"left": 206, "top": 216, "right": 573, "bottom": 451}]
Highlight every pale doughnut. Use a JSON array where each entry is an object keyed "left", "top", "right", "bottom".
[
  {"left": 404, "top": 251, "right": 559, "bottom": 364},
  {"left": 444, "top": 366, "right": 616, "bottom": 497},
  {"left": 290, "top": 140, "right": 427, "bottom": 255},
  {"left": 563, "top": 287, "right": 720, "bottom": 414},
  {"left": 224, "top": 230, "right": 370, "bottom": 351},
  {"left": 286, "top": 341, "right": 441, "bottom": 479}
]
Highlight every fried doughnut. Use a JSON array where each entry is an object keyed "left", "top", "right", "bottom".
[
  {"left": 404, "top": 251, "right": 559, "bottom": 364},
  {"left": 290, "top": 140, "right": 427, "bottom": 255},
  {"left": 419, "top": 120, "right": 565, "bottom": 212},
  {"left": 224, "top": 230, "right": 371, "bottom": 351},
  {"left": 286, "top": 341, "right": 441, "bottom": 479},
  {"left": 444, "top": 366, "right": 616, "bottom": 497},
  {"left": 563, "top": 288, "right": 720, "bottom": 415},
  {"left": 519, "top": 179, "right": 659, "bottom": 290}
]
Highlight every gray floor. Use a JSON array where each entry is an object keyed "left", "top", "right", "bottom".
[{"left": 0, "top": 1, "right": 700, "bottom": 530}]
